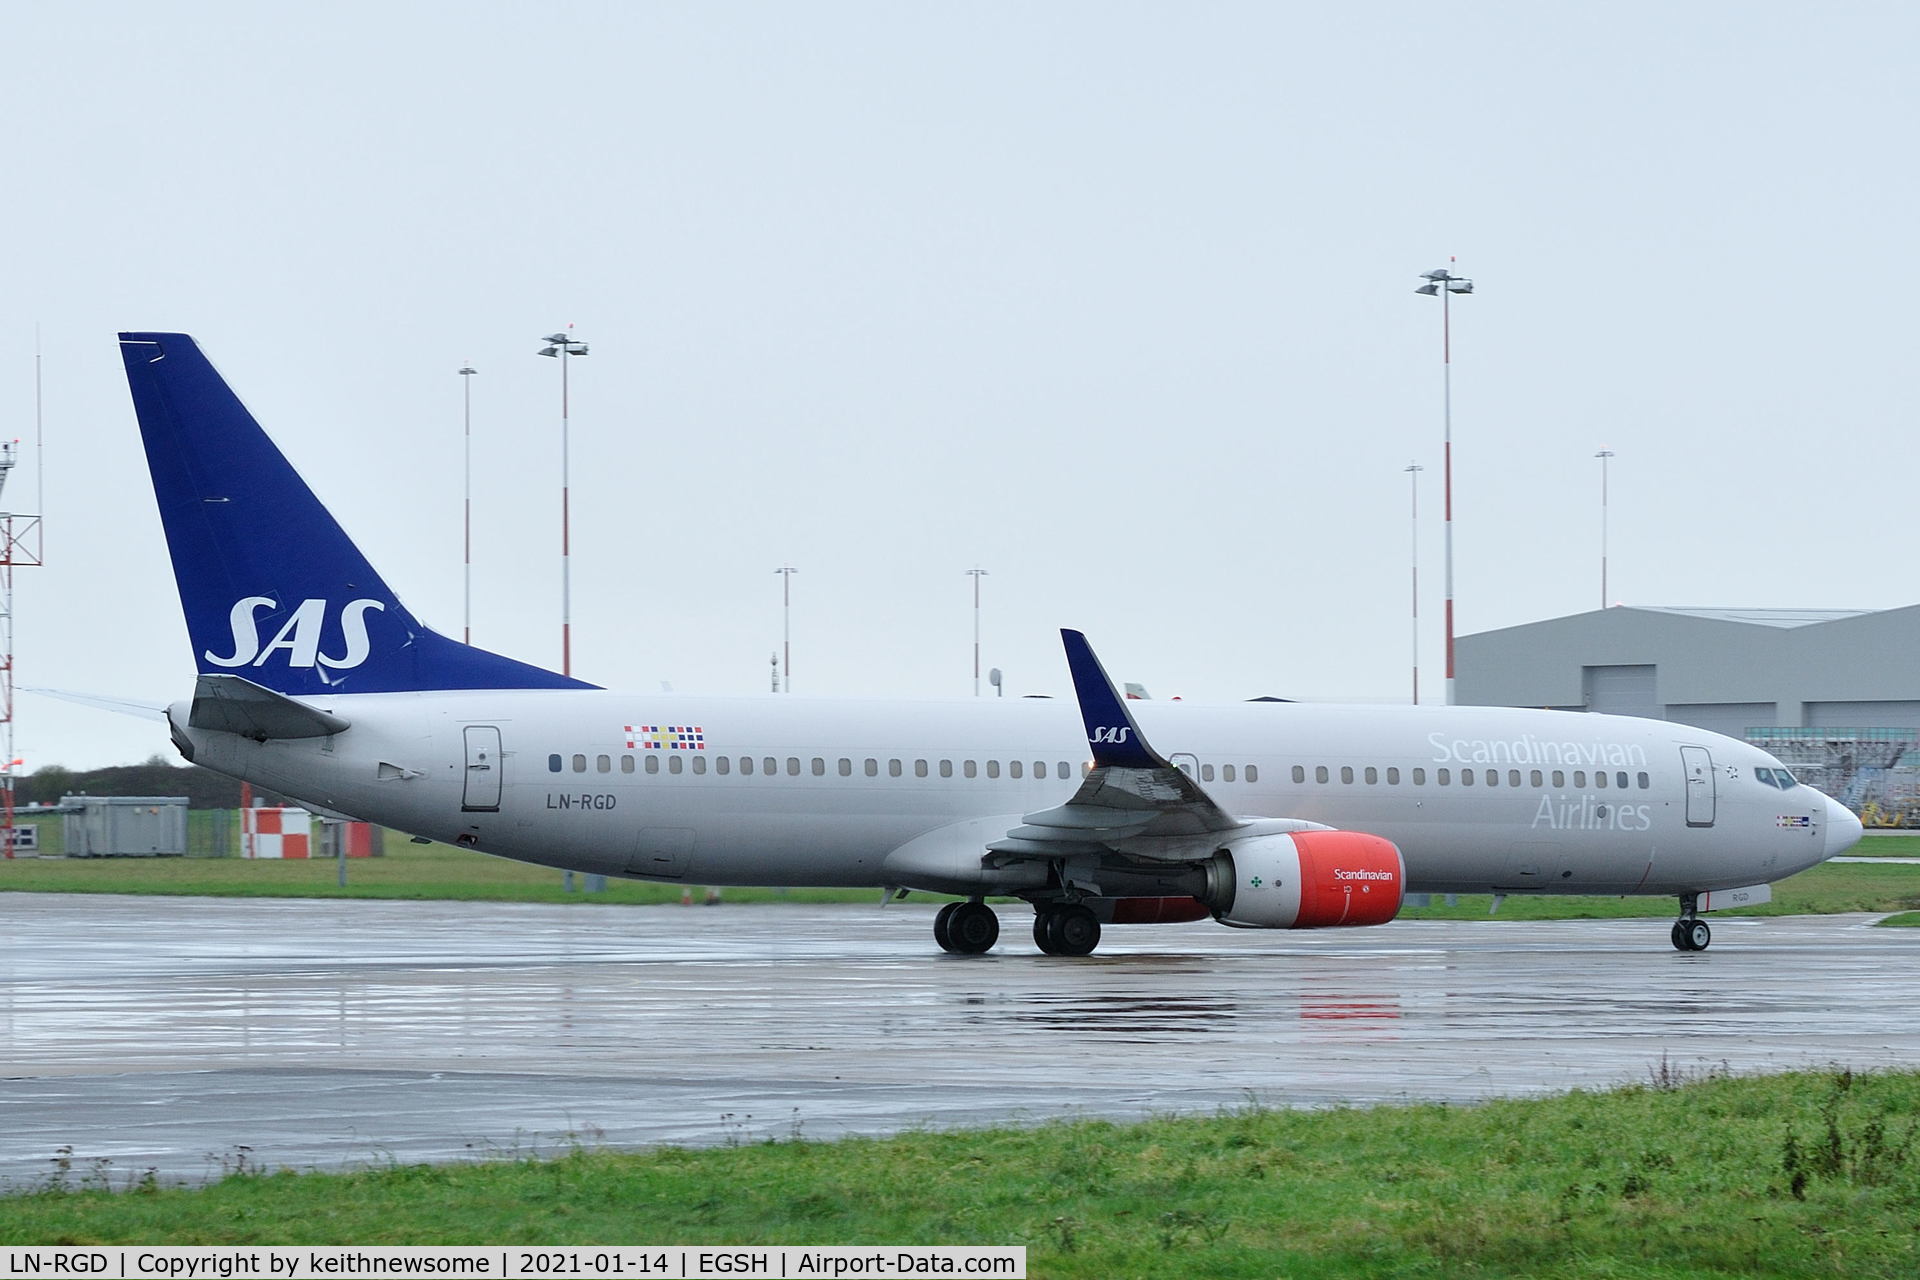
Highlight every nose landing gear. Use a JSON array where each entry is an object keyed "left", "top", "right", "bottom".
[{"left": 1670, "top": 893, "right": 1711, "bottom": 951}]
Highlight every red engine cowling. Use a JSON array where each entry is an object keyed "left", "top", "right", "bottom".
[{"left": 1210, "top": 830, "right": 1405, "bottom": 929}]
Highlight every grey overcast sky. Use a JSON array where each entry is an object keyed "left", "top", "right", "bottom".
[{"left": 3, "top": 1, "right": 1915, "bottom": 771}]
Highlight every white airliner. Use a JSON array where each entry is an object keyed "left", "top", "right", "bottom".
[{"left": 120, "top": 332, "right": 1862, "bottom": 956}]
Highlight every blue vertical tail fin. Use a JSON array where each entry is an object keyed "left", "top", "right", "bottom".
[{"left": 120, "top": 332, "right": 595, "bottom": 695}]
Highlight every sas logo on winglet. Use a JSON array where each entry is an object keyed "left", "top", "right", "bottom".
[
  {"left": 1091, "top": 726, "right": 1132, "bottom": 745},
  {"left": 204, "top": 597, "right": 386, "bottom": 671}
]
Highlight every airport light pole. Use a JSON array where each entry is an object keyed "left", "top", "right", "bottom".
[
  {"left": 775, "top": 565, "right": 797, "bottom": 692},
  {"left": 1596, "top": 448, "right": 1615, "bottom": 609},
  {"left": 538, "top": 329, "right": 589, "bottom": 676},
  {"left": 1405, "top": 462, "right": 1423, "bottom": 704},
  {"left": 966, "top": 567, "right": 988, "bottom": 695},
  {"left": 1415, "top": 263, "right": 1473, "bottom": 704},
  {"left": 459, "top": 363, "right": 477, "bottom": 644}
]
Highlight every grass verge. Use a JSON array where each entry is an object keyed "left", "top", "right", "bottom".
[{"left": 7, "top": 1068, "right": 1920, "bottom": 1278}]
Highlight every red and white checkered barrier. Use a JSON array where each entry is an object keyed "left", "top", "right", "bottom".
[{"left": 242, "top": 807, "right": 311, "bottom": 859}]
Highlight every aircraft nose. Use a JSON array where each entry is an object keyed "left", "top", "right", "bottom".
[{"left": 1824, "top": 795, "right": 1864, "bottom": 858}]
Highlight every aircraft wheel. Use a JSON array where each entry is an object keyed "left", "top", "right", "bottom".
[
  {"left": 933, "top": 902, "right": 961, "bottom": 953},
  {"left": 945, "top": 901, "right": 999, "bottom": 954},
  {"left": 1052, "top": 905, "right": 1101, "bottom": 956},
  {"left": 1685, "top": 918, "right": 1712, "bottom": 952},
  {"left": 1670, "top": 920, "right": 1691, "bottom": 952},
  {"left": 1034, "top": 905, "right": 1100, "bottom": 956}
]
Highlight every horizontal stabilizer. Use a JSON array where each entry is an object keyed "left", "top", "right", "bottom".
[{"left": 189, "top": 674, "right": 350, "bottom": 740}]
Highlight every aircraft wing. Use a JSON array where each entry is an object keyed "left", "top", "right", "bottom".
[{"left": 984, "top": 630, "right": 1249, "bottom": 865}]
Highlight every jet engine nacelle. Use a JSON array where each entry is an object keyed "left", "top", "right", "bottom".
[{"left": 1207, "top": 830, "right": 1405, "bottom": 929}]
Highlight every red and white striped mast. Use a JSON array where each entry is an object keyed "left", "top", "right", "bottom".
[
  {"left": 1416, "top": 261, "right": 1472, "bottom": 704},
  {"left": 538, "top": 328, "right": 589, "bottom": 677},
  {"left": 2, "top": 332, "right": 46, "bottom": 857}
]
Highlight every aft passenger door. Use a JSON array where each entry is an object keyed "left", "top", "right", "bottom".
[
  {"left": 462, "top": 725, "right": 503, "bottom": 812},
  {"left": 1681, "top": 746, "right": 1715, "bottom": 828}
]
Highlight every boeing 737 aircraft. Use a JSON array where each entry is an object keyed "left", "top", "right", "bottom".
[{"left": 120, "top": 332, "right": 1862, "bottom": 955}]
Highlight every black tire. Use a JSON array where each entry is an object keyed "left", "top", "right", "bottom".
[
  {"left": 1685, "top": 918, "right": 1712, "bottom": 952},
  {"left": 1670, "top": 920, "right": 1692, "bottom": 952},
  {"left": 1052, "top": 905, "right": 1101, "bottom": 956},
  {"left": 933, "top": 902, "right": 961, "bottom": 953},
  {"left": 1033, "top": 911, "right": 1064, "bottom": 955},
  {"left": 946, "top": 901, "right": 999, "bottom": 954}
]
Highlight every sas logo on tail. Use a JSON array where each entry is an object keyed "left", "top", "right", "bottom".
[
  {"left": 205, "top": 597, "right": 386, "bottom": 671},
  {"left": 1092, "top": 726, "right": 1132, "bottom": 745}
]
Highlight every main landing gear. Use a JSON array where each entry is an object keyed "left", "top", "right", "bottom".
[
  {"left": 930, "top": 900, "right": 1106, "bottom": 956},
  {"left": 934, "top": 899, "right": 999, "bottom": 954},
  {"left": 1670, "top": 893, "right": 1712, "bottom": 952},
  {"left": 1033, "top": 903, "right": 1101, "bottom": 956}
]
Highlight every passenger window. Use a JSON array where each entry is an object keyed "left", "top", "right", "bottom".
[
  {"left": 571, "top": 754, "right": 586, "bottom": 773},
  {"left": 596, "top": 754, "right": 611, "bottom": 773},
  {"left": 939, "top": 760, "right": 952, "bottom": 778},
  {"left": 963, "top": 760, "right": 977, "bottom": 778},
  {"left": 1595, "top": 771, "right": 1608, "bottom": 788},
  {"left": 839, "top": 758, "right": 853, "bottom": 777},
  {"left": 1574, "top": 771, "right": 1587, "bottom": 788},
  {"left": 787, "top": 758, "right": 801, "bottom": 776},
  {"left": 691, "top": 756, "right": 707, "bottom": 775},
  {"left": 1509, "top": 770, "right": 1522, "bottom": 788},
  {"left": 1220, "top": 764, "right": 1235, "bottom": 782},
  {"left": 1615, "top": 771, "right": 1629, "bottom": 790},
  {"left": 1529, "top": 770, "right": 1542, "bottom": 787},
  {"left": 1340, "top": 766, "right": 1354, "bottom": 784},
  {"left": 621, "top": 755, "right": 635, "bottom": 774},
  {"left": 1412, "top": 768, "right": 1426, "bottom": 785},
  {"left": 1438, "top": 768, "right": 1450, "bottom": 785},
  {"left": 1315, "top": 765, "right": 1330, "bottom": 784},
  {"left": 1058, "top": 762, "right": 1071, "bottom": 779},
  {"left": 548, "top": 754, "right": 562, "bottom": 773},
  {"left": 865, "top": 758, "right": 878, "bottom": 777},
  {"left": 889, "top": 759, "right": 903, "bottom": 778},
  {"left": 668, "top": 756, "right": 683, "bottom": 775},
  {"left": 914, "top": 760, "right": 928, "bottom": 778},
  {"left": 1202, "top": 764, "right": 1216, "bottom": 781},
  {"left": 740, "top": 757, "right": 755, "bottom": 775},
  {"left": 764, "top": 758, "right": 777, "bottom": 776},
  {"left": 645, "top": 755, "right": 660, "bottom": 775},
  {"left": 1033, "top": 761, "right": 1046, "bottom": 778},
  {"left": 812, "top": 758, "right": 826, "bottom": 776},
  {"left": 1386, "top": 767, "right": 1400, "bottom": 785},
  {"left": 1637, "top": 772, "right": 1650, "bottom": 789},
  {"left": 1010, "top": 761, "right": 1024, "bottom": 779},
  {"left": 1462, "top": 769, "right": 1475, "bottom": 787},
  {"left": 716, "top": 756, "right": 730, "bottom": 775},
  {"left": 1364, "top": 767, "right": 1378, "bottom": 785},
  {"left": 987, "top": 760, "right": 1001, "bottom": 779},
  {"left": 1245, "top": 765, "right": 1258, "bottom": 782},
  {"left": 1292, "top": 765, "right": 1307, "bottom": 784},
  {"left": 1552, "top": 770, "right": 1565, "bottom": 788}
]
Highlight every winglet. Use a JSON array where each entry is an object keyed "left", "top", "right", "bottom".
[{"left": 1061, "top": 629, "right": 1169, "bottom": 770}]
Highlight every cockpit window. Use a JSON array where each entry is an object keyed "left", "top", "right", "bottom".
[
  {"left": 1755, "top": 767, "right": 1776, "bottom": 788},
  {"left": 1755, "top": 767, "right": 1800, "bottom": 791}
]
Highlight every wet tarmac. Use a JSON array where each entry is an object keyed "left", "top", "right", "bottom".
[{"left": 5, "top": 894, "right": 1919, "bottom": 1185}]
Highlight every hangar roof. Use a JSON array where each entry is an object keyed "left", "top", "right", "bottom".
[{"left": 1626, "top": 606, "right": 1876, "bottom": 629}]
